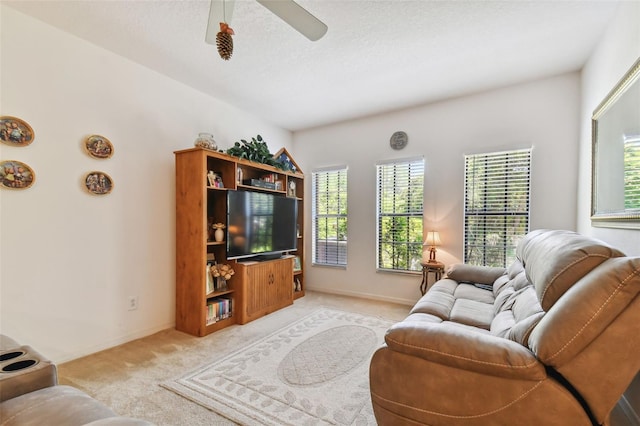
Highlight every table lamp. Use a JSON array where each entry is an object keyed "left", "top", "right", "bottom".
[{"left": 424, "top": 231, "right": 442, "bottom": 263}]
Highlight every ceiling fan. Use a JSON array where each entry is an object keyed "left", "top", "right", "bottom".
[{"left": 205, "top": 0, "right": 328, "bottom": 57}]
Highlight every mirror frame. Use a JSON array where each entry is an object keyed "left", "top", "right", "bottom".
[{"left": 591, "top": 57, "right": 640, "bottom": 228}]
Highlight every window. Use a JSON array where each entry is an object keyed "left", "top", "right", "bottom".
[
  {"left": 624, "top": 135, "right": 640, "bottom": 210},
  {"left": 376, "top": 158, "right": 424, "bottom": 272},
  {"left": 312, "top": 166, "right": 348, "bottom": 266},
  {"left": 464, "top": 148, "right": 532, "bottom": 267}
]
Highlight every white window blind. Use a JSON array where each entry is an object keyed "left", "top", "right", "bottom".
[
  {"left": 312, "top": 166, "right": 348, "bottom": 266},
  {"left": 376, "top": 158, "right": 424, "bottom": 272},
  {"left": 624, "top": 135, "right": 640, "bottom": 210},
  {"left": 464, "top": 148, "right": 531, "bottom": 267}
]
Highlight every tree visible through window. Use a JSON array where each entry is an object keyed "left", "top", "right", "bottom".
[
  {"left": 312, "top": 166, "right": 347, "bottom": 266},
  {"left": 464, "top": 149, "right": 531, "bottom": 267},
  {"left": 376, "top": 158, "right": 424, "bottom": 272}
]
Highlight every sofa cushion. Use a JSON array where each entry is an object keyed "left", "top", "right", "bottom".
[
  {"left": 412, "top": 280, "right": 495, "bottom": 329},
  {"left": 450, "top": 298, "right": 494, "bottom": 329},
  {"left": 516, "top": 229, "right": 625, "bottom": 311}
]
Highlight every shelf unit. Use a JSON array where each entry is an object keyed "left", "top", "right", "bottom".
[{"left": 174, "top": 147, "right": 304, "bottom": 336}]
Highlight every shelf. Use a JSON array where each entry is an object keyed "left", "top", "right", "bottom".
[
  {"left": 237, "top": 183, "right": 287, "bottom": 194},
  {"left": 206, "top": 288, "right": 234, "bottom": 299},
  {"left": 205, "top": 316, "right": 235, "bottom": 331},
  {"left": 207, "top": 186, "right": 228, "bottom": 191},
  {"left": 207, "top": 241, "right": 225, "bottom": 246}
]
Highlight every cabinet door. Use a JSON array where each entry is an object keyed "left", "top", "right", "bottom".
[
  {"left": 271, "top": 258, "right": 294, "bottom": 306},
  {"left": 245, "top": 262, "right": 272, "bottom": 318},
  {"left": 243, "top": 259, "right": 293, "bottom": 323}
]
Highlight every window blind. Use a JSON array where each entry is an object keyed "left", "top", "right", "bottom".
[
  {"left": 312, "top": 166, "right": 348, "bottom": 266},
  {"left": 464, "top": 148, "right": 531, "bottom": 267},
  {"left": 376, "top": 158, "right": 424, "bottom": 272}
]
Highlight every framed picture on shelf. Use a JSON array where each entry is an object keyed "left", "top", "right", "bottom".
[
  {"left": 207, "top": 171, "right": 224, "bottom": 188},
  {"left": 288, "top": 180, "right": 296, "bottom": 197},
  {"left": 293, "top": 256, "right": 302, "bottom": 272}
]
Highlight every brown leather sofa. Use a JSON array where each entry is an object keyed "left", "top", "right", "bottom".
[
  {"left": 370, "top": 229, "right": 640, "bottom": 425},
  {"left": 0, "top": 335, "right": 153, "bottom": 425}
]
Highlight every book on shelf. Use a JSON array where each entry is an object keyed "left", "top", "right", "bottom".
[
  {"left": 206, "top": 297, "right": 233, "bottom": 325},
  {"left": 206, "top": 264, "right": 215, "bottom": 294}
]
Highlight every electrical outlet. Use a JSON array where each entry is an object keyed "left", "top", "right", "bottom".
[{"left": 128, "top": 296, "right": 138, "bottom": 311}]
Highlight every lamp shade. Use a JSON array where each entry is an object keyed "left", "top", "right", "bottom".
[{"left": 424, "top": 231, "right": 441, "bottom": 246}]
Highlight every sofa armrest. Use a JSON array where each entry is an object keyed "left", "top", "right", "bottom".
[
  {"left": 384, "top": 317, "right": 546, "bottom": 380},
  {"left": 446, "top": 263, "right": 506, "bottom": 285},
  {"left": 0, "top": 345, "right": 57, "bottom": 402}
]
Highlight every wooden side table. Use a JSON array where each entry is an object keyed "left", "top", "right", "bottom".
[{"left": 420, "top": 261, "right": 445, "bottom": 295}]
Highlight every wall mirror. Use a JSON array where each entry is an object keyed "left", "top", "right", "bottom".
[{"left": 591, "top": 57, "right": 640, "bottom": 228}]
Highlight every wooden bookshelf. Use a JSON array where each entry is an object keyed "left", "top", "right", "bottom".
[{"left": 174, "top": 147, "right": 305, "bottom": 336}]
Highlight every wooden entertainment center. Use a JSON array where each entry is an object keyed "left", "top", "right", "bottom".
[{"left": 174, "top": 147, "right": 304, "bottom": 337}]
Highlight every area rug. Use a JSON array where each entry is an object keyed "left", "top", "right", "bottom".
[{"left": 161, "top": 307, "right": 393, "bottom": 425}]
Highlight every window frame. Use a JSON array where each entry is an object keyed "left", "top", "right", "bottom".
[
  {"left": 311, "top": 165, "right": 348, "bottom": 267},
  {"left": 376, "top": 157, "right": 425, "bottom": 273},
  {"left": 463, "top": 148, "right": 532, "bottom": 268}
]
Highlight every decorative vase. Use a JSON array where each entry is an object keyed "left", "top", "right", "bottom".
[
  {"left": 194, "top": 133, "right": 217, "bottom": 151},
  {"left": 216, "top": 277, "right": 227, "bottom": 291},
  {"left": 214, "top": 228, "right": 224, "bottom": 242}
]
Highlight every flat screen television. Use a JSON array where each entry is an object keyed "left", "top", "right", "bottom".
[{"left": 226, "top": 190, "right": 298, "bottom": 260}]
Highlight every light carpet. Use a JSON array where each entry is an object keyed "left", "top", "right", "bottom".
[{"left": 161, "top": 307, "right": 393, "bottom": 425}]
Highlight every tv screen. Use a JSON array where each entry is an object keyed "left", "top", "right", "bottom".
[{"left": 227, "top": 190, "right": 298, "bottom": 260}]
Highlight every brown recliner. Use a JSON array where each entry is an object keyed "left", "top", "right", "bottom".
[{"left": 370, "top": 229, "right": 640, "bottom": 425}]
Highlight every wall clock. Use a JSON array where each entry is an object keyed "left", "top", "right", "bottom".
[{"left": 390, "top": 131, "right": 408, "bottom": 150}]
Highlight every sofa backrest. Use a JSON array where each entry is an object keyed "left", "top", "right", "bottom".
[{"left": 516, "top": 229, "right": 625, "bottom": 311}]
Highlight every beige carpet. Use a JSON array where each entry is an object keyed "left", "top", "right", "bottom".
[
  {"left": 58, "top": 291, "right": 411, "bottom": 425},
  {"left": 162, "top": 307, "right": 392, "bottom": 425}
]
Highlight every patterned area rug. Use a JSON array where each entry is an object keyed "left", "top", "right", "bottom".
[{"left": 162, "top": 308, "right": 393, "bottom": 425}]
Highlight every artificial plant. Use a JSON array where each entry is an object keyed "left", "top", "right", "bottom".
[{"left": 226, "top": 135, "right": 292, "bottom": 171}]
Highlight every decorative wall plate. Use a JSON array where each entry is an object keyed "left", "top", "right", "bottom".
[
  {"left": 390, "top": 131, "right": 408, "bottom": 150},
  {"left": 0, "top": 116, "right": 34, "bottom": 146},
  {"left": 84, "top": 135, "right": 114, "bottom": 159},
  {"left": 0, "top": 160, "right": 35, "bottom": 189},
  {"left": 84, "top": 171, "right": 113, "bottom": 195}
]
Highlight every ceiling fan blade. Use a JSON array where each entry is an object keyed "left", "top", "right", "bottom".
[
  {"left": 256, "top": 0, "right": 327, "bottom": 41},
  {"left": 205, "top": 0, "right": 235, "bottom": 45}
]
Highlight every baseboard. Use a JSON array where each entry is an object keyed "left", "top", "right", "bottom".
[
  {"left": 305, "top": 286, "right": 415, "bottom": 307},
  {"left": 619, "top": 394, "right": 640, "bottom": 426},
  {"left": 56, "top": 321, "right": 175, "bottom": 364}
]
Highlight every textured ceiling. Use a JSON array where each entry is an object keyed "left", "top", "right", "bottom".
[{"left": 4, "top": 0, "right": 619, "bottom": 131}]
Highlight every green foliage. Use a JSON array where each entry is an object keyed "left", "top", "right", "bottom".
[
  {"left": 226, "top": 135, "right": 291, "bottom": 171},
  {"left": 624, "top": 140, "right": 640, "bottom": 209}
]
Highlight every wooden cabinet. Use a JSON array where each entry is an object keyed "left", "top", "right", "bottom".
[
  {"left": 174, "top": 147, "right": 304, "bottom": 337},
  {"left": 236, "top": 257, "right": 294, "bottom": 324}
]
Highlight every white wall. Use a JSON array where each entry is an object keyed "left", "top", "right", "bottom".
[
  {"left": 577, "top": 1, "right": 640, "bottom": 256},
  {"left": 0, "top": 5, "right": 291, "bottom": 362},
  {"left": 294, "top": 74, "right": 580, "bottom": 305},
  {"left": 577, "top": 2, "right": 640, "bottom": 420}
]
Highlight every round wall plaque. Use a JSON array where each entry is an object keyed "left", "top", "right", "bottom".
[{"left": 390, "top": 131, "right": 408, "bottom": 150}]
